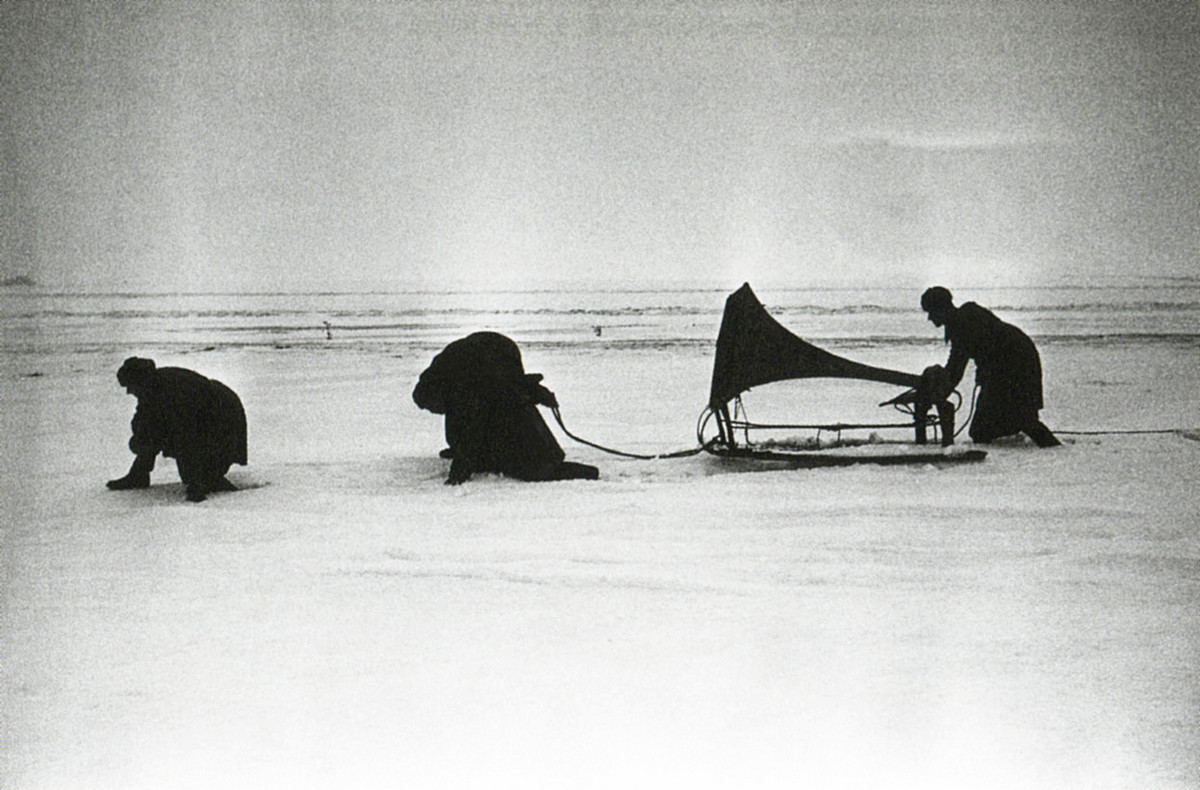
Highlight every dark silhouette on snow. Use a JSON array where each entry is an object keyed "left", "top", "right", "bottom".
[
  {"left": 921, "top": 287, "right": 1060, "bottom": 447},
  {"left": 107, "top": 357, "right": 248, "bottom": 501},
  {"left": 413, "top": 332, "right": 600, "bottom": 484}
]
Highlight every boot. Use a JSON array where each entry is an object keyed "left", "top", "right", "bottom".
[
  {"left": 209, "top": 476, "right": 238, "bottom": 493},
  {"left": 1026, "top": 422, "right": 1062, "bottom": 448},
  {"left": 106, "top": 472, "right": 150, "bottom": 490},
  {"left": 107, "top": 454, "right": 155, "bottom": 490}
]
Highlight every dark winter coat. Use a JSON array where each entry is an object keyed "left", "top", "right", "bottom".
[
  {"left": 128, "top": 366, "right": 248, "bottom": 474},
  {"left": 941, "top": 302, "right": 1045, "bottom": 439},
  {"left": 413, "top": 332, "right": 566, "bottom": 483}
]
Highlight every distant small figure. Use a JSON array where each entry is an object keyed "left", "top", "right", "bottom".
[
  {"left": 592, "top": 325, "right": 603, "bottom": 337},
  {"left": 324, "top": 321, "right": 333, "bottom": 340},
  {"left": 107, "top": 357, "right": 248, "bottom": 501},
  {"left": 921, "top": 287, "right": 1060, "bottom": 447},
  {"left": 413, "top": 332, "right": 600, "bottom": 484}
]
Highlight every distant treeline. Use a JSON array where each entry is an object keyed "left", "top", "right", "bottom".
[{"left": 1, "top": 275, "right": 37, "bottom": 287}]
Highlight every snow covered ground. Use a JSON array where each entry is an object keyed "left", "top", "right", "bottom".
[{"left": 3, "top": 285, "right": 1198, "bottom": 789}]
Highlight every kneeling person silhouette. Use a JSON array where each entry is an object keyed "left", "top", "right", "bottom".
[
  {"left": 413, "top": 332, "right": 599, "bottom": 485},
  {"left": 107, "top": 357, "right": 248, "bottom": 501},
  {"left": 921, "top": 287, "right": 1060, "bottom": 447}
]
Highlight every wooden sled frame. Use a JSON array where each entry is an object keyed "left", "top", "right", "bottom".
[{"left": 699, "top": 398, "right": 987, "bottom": 468}]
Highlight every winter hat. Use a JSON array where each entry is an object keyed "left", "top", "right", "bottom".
[
  {"left": 117, "top": 356, "right": 157, "bottom": 387},
  {"left": 920, "top": 287, "right": 953, "bottom": 313}
]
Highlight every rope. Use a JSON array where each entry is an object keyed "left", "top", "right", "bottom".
[
  {"left": 955, "top": 384, "right": 979, "bottom": 439},
  {"left": 1056, "top": 429, "right": 1187, "bottom": 436},
  {"left": 551, "top": 406, "right": 711, "bottom": 459}
]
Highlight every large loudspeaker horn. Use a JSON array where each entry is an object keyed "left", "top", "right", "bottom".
[{"left": 708, "top": 283, "right": 920, "bottom": 410}]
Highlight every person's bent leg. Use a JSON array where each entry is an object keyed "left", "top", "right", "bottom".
[
  {"left": 967, "top": 411, "right": 1002, "bottom": 444},
  {"left": 205, "top": 460, "right": 238, "bottom": 492},
  {"left": 176, "top": 457, "right": 210, "bottom": 502},
  {"left": 446, "top": 456, "right": 474, "bottom": 485},
  {"left": 966, "top": 387, "right": 1007, "bottom": 444}
]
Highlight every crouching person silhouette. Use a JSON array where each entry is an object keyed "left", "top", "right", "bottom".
[
  {"left": 107, "top": 357, "right": 248, "bottom": 501},
  {"left": 413, "top": 332, "right": 600, "bottom": 485}
]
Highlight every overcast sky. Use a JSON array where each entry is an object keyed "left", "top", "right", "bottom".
[{"left": 2, "top": 1, "right": 1197, "bottom": 292}]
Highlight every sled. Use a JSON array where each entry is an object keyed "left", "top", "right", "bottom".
[{"left": 698, "top": 284, "right": 986, "bottom": 468}]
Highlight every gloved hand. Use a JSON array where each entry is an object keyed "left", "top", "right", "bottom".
[{"left": 524, "top": 374, "right": 558, "bottom": 408}]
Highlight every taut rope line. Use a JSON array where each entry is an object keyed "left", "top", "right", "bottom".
[{"left": 1057, "top": 429, "right": 1192, "bottom": 436}]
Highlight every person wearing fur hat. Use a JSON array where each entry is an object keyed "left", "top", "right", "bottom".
[
  {"left": 921, "top": 287, "right": 1060, "bottom": 447},
  {"left": 413, "top": 332, "right": 599, "bottom": 484},
  {"left": 107, "top": 357, "right": 248, "bottom": 501}
]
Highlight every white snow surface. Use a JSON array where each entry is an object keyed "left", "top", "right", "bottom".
[{"left": 2, "top": 285, "right": 1198, "bottom": 789}]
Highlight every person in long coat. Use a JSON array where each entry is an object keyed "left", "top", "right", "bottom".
[
  {"left": 921, "top": 287, "right": 1060, "bottom": 447},
  {"left": 413, "top": 332, "right": 599, "bottom": 484},
  {"left": 107, "top": 357, "right": 248, "bottom": 501}
]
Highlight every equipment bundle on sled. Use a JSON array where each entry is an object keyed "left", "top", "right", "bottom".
[{"left": 695, "top": 283, "right": 987, "bottom": 468}]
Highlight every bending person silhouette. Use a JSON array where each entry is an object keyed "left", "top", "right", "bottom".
[
  {"left": 921, "top": 287, "right": 1060, "bottom": 447},
  {"left": 107, "top": 357, "right": 248, "bottom": 501},
  {"left": 413, "top": 332, "right": 600, "bottom": 484}
]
